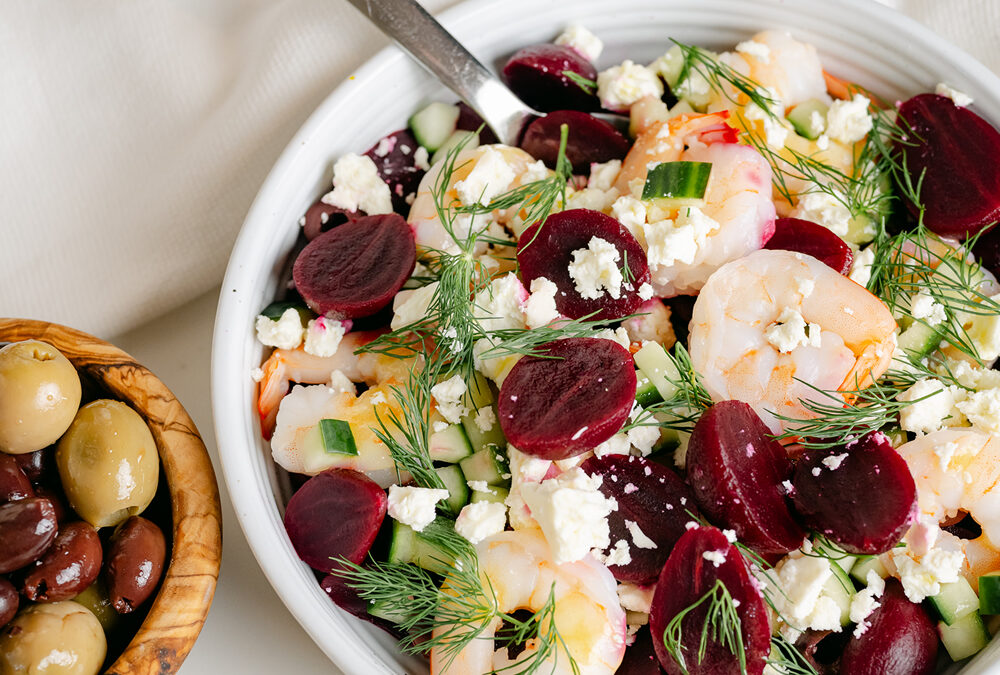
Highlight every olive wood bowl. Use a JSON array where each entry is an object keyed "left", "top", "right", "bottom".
[{"left": 0, "top": 318, "right": 222, "bottom": 674}]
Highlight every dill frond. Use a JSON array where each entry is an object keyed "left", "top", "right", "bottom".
[{"left": 662, "top": 578, "right": 746, "bottom": 675}]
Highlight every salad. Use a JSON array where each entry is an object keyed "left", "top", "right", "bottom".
[{"left": 249, "top": 24, "right": 1000, "bottom": 675}]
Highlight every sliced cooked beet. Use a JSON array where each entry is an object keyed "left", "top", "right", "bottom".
[
  {"left": 498, "top": 337, "right": 636, "bottom": 459},
  {"left": 896, "top": 94, "right": 1000, "bottom": 240},
  {"left": 687, "top": 401, "right": 806, "bottom": 557},
  {"left": 364, "top": 129, "right": 427, "bottom": 214},
  {"left": 764, "top": 218, "right": 854, "bottom": 275},
  {"left": 619, "top": 625, "right": 666, "bottom": 674},
  {"left": 302, "top": 200, "right": 363, "bottom": 241},
  {"left": 517, "top": 209, "right": 650, "bottom": 321},
  {"left": 320, "top": 572, "right": 399, "bottom": 636},
  {"left": 456, "top": 102, "right": 500, "bottom": 145},
  {"left": 292, "top": 213, "right": 416, "bottom": 319},
  {"left": 649, "top": 526, "right": 771, "bottom": 675},
  {"left": 792, "top": 431, "right": 916, "bottom": 554},
  {"left": 581, "top": 454, "right": 698, "bottom": 583},
  {"left": 520, "top": 110, "right": 631, "bottom": 174},
  {"left": 283, "top": 468, "right": 387, "bottom": 572},
  {"left": 839, "top": 579, "right": 938, "bottom": 675},
  {"left": 501, "top": 44, "right": 599, "bottom": 113}
]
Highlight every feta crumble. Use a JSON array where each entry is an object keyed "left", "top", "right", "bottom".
[
  {"left": 322, "top": 153, "right": 393, "bottom": 215},
  {"left": 643, "top": 206, "right": 720, "bottom": 269},
  {"left": 625, "top": 520, "right": 658, "bottom": 549},
  {"left": 589, "top": 160, "right": 622, "bottom": 191},
  {"left": 637, "top": 283, "right": 655, "bottom": 301},
  {"left": 770, "top": 552, "right": 841, "bottom": 640},
  {"left": 431, "top": 375, "right": 469, "bottom": 424},
  {"left": 617, "top": 583, "right": 655, "bottom": 614},
  {"left": 956, "top": 388, "right": 1000, "bottom": 433},
  {"left": 890, "top": 536, "right": 965, "bottom": 603},
  {"left": 454, "top": 147, "right": 516, "bottom": 207},
  {"left": 703, "top": 550, "right": 727, "bottom": 567},
  {"left": 735, "top": 39, "right": 771, "bottom": 64},
  {"left": 255, "top": 308, "right": 304, "bottom": 350},
  {"left": 910, "top": 291, "right": 947, "bottom": 326},
  {"left": 593, "top": 433, "right": 631, "bottom": 458},
  {"left": 387, "top": 485, "right": 450, "bottom": 532},
  {"left": 611, "top": 196, "right": 647, "bottom": 237},
  {"left": 897, "top": 378, "right": 962, "bottom": 435},
  {"left": 597, "top": 61, "right": 663, "bottom": 112},
  {"left": 822, "top": 453, "right": 848, "bottom": 471},
  {"left": 413, "top": 146, "right": 430, "bottom": 171},
  {"left": 467, "top": 480, "right": 493, "bottom": 494},
  {"left": 303, "top": 317, "right": 346, "bottom": 357},
  {"left": 790, "top": 190, "right": 852, "bottom": 238},
  {"left": 598, "top": 539, "right": 633, "bottom": 567},
  {"left": 524, "top": 277, "right": 560, "bottom": 329},
  {"left": 765, "top": 307, "right": 822, "bottom": 353},
  {"left": 455, "top": 501, "right": 507, "bottom": 544},
  {"left": 554, "top": 24, "right": 603, "bottom": 62},
  {"left": 473, "top": 406, "right": 497, "bottom": 432},
  {"left": 849, "top": 570, "right": 885, "bottom": 638},
  {"left": 328, "top": 370, "right": 357, "bottom": 396},
  {"left": 568, "top": 237, "right": 624, "bottom": 300},
  {"left": 935, "top": 83, "right": 973, "bottom": 107},
  {"left": 826, "top": 94, "right": 873, "bottom": 144},
  {"left": 391, "top": 282, "right": 438, "bottom": 331},
  {"left": 849, "top": 246, "right": 875, "bottom": 287}
]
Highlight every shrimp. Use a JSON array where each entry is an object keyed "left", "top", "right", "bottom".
[
  {"left": 727, "top": 31, "right": 830, "bottom": 110},
  {"left": 613, "top": 112, "right": 776, "bottom": 297},
  {"left": 689, "top": 248, "right": 897, "bottom": 433},
  {"left": 408, "top": 145, "right": 550, "bottom": 253},
  {"left": 430, "top": 529, "right": 626, "bottom": 675}
]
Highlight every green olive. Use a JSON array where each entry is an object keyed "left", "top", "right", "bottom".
[
  {"left": 71, "top": 577, "right": 120, "bottom": 634},
  {"left": 56, "top": 400, "right": 159, "bottom": 528},
  {"left": 0, "top": 340, "right": 81, "bottom": 455},
  {"left": 0, "top": 601, "right": 106, "bottom": 675}
]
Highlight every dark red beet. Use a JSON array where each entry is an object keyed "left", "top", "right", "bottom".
[
  {"left": 764, "top": 218, "right": 854, "bottom": 275},
  {"left": 619, "top": 625, "right": 666, "bottom": 674},
  {"left": 302, "top": 200, "right": 364, "bottom": 241},
  {"left": 456, "top": 102, "right": 500, "bottom": 145},
  {"left": 687, "top": 401, "right": 806, "bottom": 556},
  {"left": 520, "top": 110, "right": 631, "bottom": 174},
  {"left": 0, "top": 453, "right": 33, "bottom": 503},
  {"left": 649, "top": 526, "right": 771, "bottom": 675},
  {"left": 498, "top": 338, "right": 636, "bottom": 459},
  {"left": 501, "top": 44, "right": 599, "bottom": 113},
  {"left": 283, "top": 468, "right": 387, "bottom": 572},
  {"left": 896, "top": 94, "right": 1000, "bottom": 240},
  {"left": 292, "top": 213, "right": 416, "bottom": 319},
  {"left": 518, "top": 209, "right": 650, "bottom": 321},
  {"left": 364, "top": 129, "right": 427, "bottom": 214},
  {"left": 839, "top": 579, "right": 937, "bottom": 675},
  {"left": 792, "top": 431, "right": 916, "bottom": 554},
  {"left": 321, "top": 572, "right": 401, "bottom": 635},
  {"left": 581, "top": 454, "right": 698, "bottom": 583}
]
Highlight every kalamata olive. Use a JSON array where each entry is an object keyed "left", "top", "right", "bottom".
[
  {"left": 56, "top": 399, "right": 159, "bottom": 528},
  {"left": 106, "top": 516, "right": 167, "bottom": 613},
  {"left": 22, "top": 521, "right": 102, "bottom": 602},
  {"left": 0, "top": 578, "right": 18, "bottom": 627},
  {"left": 0, "top": 341, "right": 82, "bottom": 455},
  {"left": 31, "top": 482, "right": 72, "bottom": 523},
  {"left": 0, "top": 453, "right": 33, "bottom": 503},
  {"left": 0, "top": 497, "right": 58, "bottom": 574},
  {"left": 71, "top": 578, "right": 120, "bottom": 633},
  {"left": 0, "top": 601, "right": 106, "bottom": 675},
  {"left": 13, "top": 447, "right": 51, "bottom": 483}
]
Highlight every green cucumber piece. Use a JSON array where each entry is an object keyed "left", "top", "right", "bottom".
[
  {"left": 434, "top": 464, "right": 470, "bottom": 514},
  {"left": 470, "top": 485, "right": 509, "bottom": 505},
  {"left": 459, "top": 445, "right": 510, "bottom": 487},
  {"left": 462, "top": 371, "right": 495, "bottom": 409},
  {"left": 368, "top": 599, "right": 407, "bottom": 624},
  {"left": 896, "top": 316, "right": 944, "bottom": 358},
  {"left": 656, "top": 45, "right": 686, "bottom": 89},
  {"left": 939, "top": 612, "right": 991, "bottom": 661},
  {"left": 930, "top": 577, "right": 980, "bottom": 625},
  {"left": 633, "top": 341, "right": 681, "bottom": 401},
  {"left": 430, "top": 130, "right": 479, "bottom": 166},
  {"left": 823, "top": 560, "right": 856, "bottom": 627},
  {"left": 259, "top": 301, "right": 313, "bottom": 324},
  {"left": 635, "top": 374, "right": 663, "bottom": 407},
  {"left": 979, "top": 573, "right": 1000, "bottom": 614},
  {"left": 461, "top": 405, "right": 506, "bottom": 452},
  {"left": 850, "top": 555, "right": 890, "bottom": 584},
  {"left": 408, "top": 102, "right": 460, "bottom": 152},
  {"left": 428, "top": 423, "right": 474, "bottom": 463},
  {"left": 641, "top": 161, "right": 712, "bottom": 208},
  {"left": 786, "top": 99, "right": 829, "bottom": 140},
  {"left": 387, "top": 520, "right": 456, "bottom": 576},
  {"left": 318, "top": 419, "right": 358, "bottom": 456}
]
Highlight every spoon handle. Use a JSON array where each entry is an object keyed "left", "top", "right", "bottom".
[{"left": 344, "top": 0, "right": 533, "bottom": 145}]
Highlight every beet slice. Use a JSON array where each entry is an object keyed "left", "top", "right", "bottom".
[
  {"left": 498, "top": 337, "right": 636, "bottom": 459},
  {"left": 292, "top": 213, "right": 416, "bottom": 319},
  {"left": 364, "top": 129, "right": 427, "bottom": 214},
  {"left": 520, "top": 110, "right": 631, "bottom": 174},
  {"left": 302, "top": 200, "right": 364, "bottom": 241},
  {"left": 896, "top": 94, "right": 1000, "bottom": 240},
  {"left": 687, "top": 401, "right": 806, "bottom": 557},
  {"left": 619, "top": 625, "right": 666, "bottom": 674},
  {"left": 764, "top": 217, "right": 854, "bottom": 275},
  {"left": 649, "top": 526, "right": 771, "bottom": 675},
  {"left": 581, "top": 454, "right": 699, "bottom": 583},
  {"left": 283, "top": 468, "right": 387, "bottom": 572},
  {"left": 839, "top": 579, "right": 938, "bottom": 675},
  {"left": 501, "top": 44, "right": 599, "bottom": 113},
  {"left": 792, "top": 431, "right": 916, "bottom": 554},
  {"left": 517, "top": 209, "right": 650, "bottom": 321},
  {"left": 456, "top": 102, "right": 500, "bottom": 145}
]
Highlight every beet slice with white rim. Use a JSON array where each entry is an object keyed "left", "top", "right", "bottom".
[
  {"left": 649, "top": 526, "right": 771, "bottom": 675},
  {"left": 896, "top": 94, "right": 1000, "bottom": 240},
  {"left": 581, "top": 454, "right": 699, "bottom": 583},
  {"left": 293, "top": 213, "right": 416, "bottom": 319},
  {"left": 364, "top": 129, "right": 426, "bottom": 214},
  {"left": 520, "top": 110, "right": 631, "bottom": 174},
  {"left": 687, "top": 401, "right": 806, "bottom": 557},
  {"left": 498, "top": 337, "right": 636, "bottom": 459},
  {"left": 792, "top": 430, "right": 917, "bottom": 554},
  {"left": 517, "top": 208, "right": 650, "bottom": 321},
  {"left": 839, "top": 579, "right": 938, "bottom": 675},
  {"left": 501, "top": 44, "right": 599, "bottom": 113},
  {"left": 283, "top": 468, "right": 387, "bottom": 572},
  {"left": 764, "top": 217, "right": 854, "bottom": 275}
]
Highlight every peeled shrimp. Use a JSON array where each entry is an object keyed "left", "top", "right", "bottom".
[
  {"left": 896, "top": 429, "right": 1000, "bottom": 587},
  {"left": 689, "top": 248, "right": 897, "bottom": 433},
  {"left": 430, "top": 528, "right": 626, "bottom": 675},
  {"left": 727, "top": 30, "right": 830, "bottom": 110}
]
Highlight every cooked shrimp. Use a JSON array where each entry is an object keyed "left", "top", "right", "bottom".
[
  {"left": 896, "top": 429, "right": 1000, "bottom": 587},
  {"left": 689, "top": 248, "right": 897, "bottom": 433},
  {"left": 727, "top": 30, "right": 830, "bottom": 110},
  {"left": 430, "top": 529, "right": 626, "bottom": 675}
]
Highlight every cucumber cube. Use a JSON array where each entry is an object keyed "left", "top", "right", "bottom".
[
  {"left": 930, "top": 577, "right": 980, "bottom": 625},
  {"left": 939, "top": 612, "right": 991, "bottom": 661},
  {"left": 979, "top": 573, "right": 1000, "bottom": 615}
]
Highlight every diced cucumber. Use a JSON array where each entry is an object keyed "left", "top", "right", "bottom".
[
  {"left": 434, "top": 464, "right": 470, "bottom": 514},
  {"left": 635, "top": 374, "right": 664, "bottom": 407},
  {"left": 471, "top": 485, "right": 509, "bottom": 505},
  {"left": 939, "top": 612, "right": 991, "bottom": 661},
  {"left": 461, "top": 405, "right": 506, "bottom": 452},
  {"left": 656, "top": 45, "right": 686, "bottom": 89},
  {"left": 368, "top": 599, "right": 407, "bottom": 624},
  {"left": 896, "top": 316, "right": 944, "bottom": 358},
  {"left": 667, "top": 99, "right": 696, "bottom": 119},
  {"left": 649, "top": 424, "right": 682, "bottom": 456},
  {"left": 387, "top": 520, "right": 455, "bottom": 576},
  {"left": 462, "top": 371, "right": 495, "bottom": 410},
  {"left": 633, "top": 341, "right": 680, "bottom": 401},
  {"left": 641, "top": 161, "right": 712, "bottom": 209},
  {"left": 318, "top": 419, "right": 358, "bottom": 456},
  {"left": 408, "top": 102, "right": 460, "bottom": 152},
  {"left": 979, "top": 573, "right": 1000, "bottom": 614},
  {"left": 930, "top": 578, "right": 980, "bottom": 625},
  {"left": 459, "top": 445, "right": 510, "bottom": 487},
  {"left": 430, "top": 129, "right": 479, "bottom": 166},
  {"left": 429, "top": 423, "right": 474, "bottom": 463},
  {"left": 786, "top": 99, "right": 829, "bottom": 140},
  {"left": 850, "top": 555, "right": 890, "bottom": 584},
  {"left": 259, "top": 300, "right": 314, "bottom": 324},
  {"left": 823, "top": 560, "right": 855, "bottom": 627}
]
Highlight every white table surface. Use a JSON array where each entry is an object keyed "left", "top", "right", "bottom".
[{"left": 113, "top": 287, "right": 339, "bottom": 674}]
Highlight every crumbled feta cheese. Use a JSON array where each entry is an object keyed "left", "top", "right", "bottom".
[
  {"left": 322, "top": 153, "right": 393, "bottom": 215},
  {"left": 413, "top": 146, "right": 430, "bottom": 171},
  {"left": 956, "top": 388, "right": 1000, "bottom": 433},
  {"left": 617, "top": 583, "right": 655, "bottom": 613},
  {"left": 625, "top": 520, "right": 658, "bottom": 549},
  {"left": 611, "top": 196, "right": 647, "bottom": 237},
  {"left": 432, "top": 420, "right": 449, "bottom": 434},
  {"left": 791, "top": 190, "right": 852, "bottom": 238},
  {"left": 566, "top": 186, "right": 619, "bottom": 213},
  {"left": 826, "top": 94, "right": 873, "bottom": 144},
  {"left": 589, "top": 160, "right": 622, "bottom": 191},
  {"left": 771, "top": 552, "right": 840, "bottom": 638},
  {"left": 890, "top": 537, "right": 965, "bottom": 602},
  {"left": 387, "top": 485, "right": 450, "bottom": 532},
  {"left": 637, "top": 283, "right": 654, "bottom": 301},
  {"left": 454, "top": 147, "right": 516, "bottom": 207},
  {"left": 521, "top": 159, "right": 551, "bottom": 185},
  {"left": 816, "top": 133, "right": 831, "bottom": 150},
  {"left": 595, "top": 326, "right": 631, "bottom": 350},
  {"left": 897, "top": 378, "right": 962, "bottom": 435},
  {"left": 568, "top": 237, "right": 624, "bottom": 300},
  {"left": 473, "top": 406, "right": 497, "bottom": 432},
  {"left": 849, "top": 246, "right": 875, "bottom": 287},
  {"left": 765, "top": 307, "right": 822, "bottom": 353},
  {"left": 735, "top": 39, "right": 771, "bottom": 64},
  {"left": 593, "top": 433, "right": 631, "bottom": 458},
  {"left": 474, "top": 273, "right": 528, "bottom": 331},
  {"left": 597, "top": 61, "right": 664, "bottom": 112},
  {"left": 850, "top": 570, "right": 885, "bottom": 638},
  {"left": 910, "top": 291, "right": 947, "bottom": 326},
  {"left": 431, "top": 375, "right": 469, "bottom": 424},
  {"left": 643, "top": 207, "right": 720, "bottom": 269},
  {"left": 303, "top": 317, "right": 346, "bottom": 357},
  {"left": 554, "top": 24, "right": 603, "bottom": 62},
  {"left": 455, "top": 501, "right": 507, "bottom": 544},
  {"left": 468, "top": 480, "right": 493, "bottom": 494},
  {"left": 391, "top": 282, "right": 438, "bottom": 331},
  {"left": 702, "top": 550, "right": 727, "bottom": 567},
  {"left": 627, "top": 423, "right": 660, "bottom": 457},
  {"left": 597, "top": 539, "right": 632, "bottom": 567},
  {"left": 723, "top": 529, "right": 737, "bottom": 543},
  {"left": 255, "top": 308, "right": 305, "bottom": 350},
  {"left": 935, "top": 83, "right": 973, "bottom": 107},
  {"left": 524, "top": 277, "right": 560, "bottom": 329},
  {"left": 519, "top": 468, "right": 618, "bottom": 564},
  {"left": 745, "top": 100, "right": 789, "bottom": 149},
  {"left": 328, "top": 370, "right": 357, "bottom": 395},
  {"left": 822, "top": 453, "right": 848, "bottom": 471},
  {"left": 796, "top": 277, "right": 815, "bottom": 299}
]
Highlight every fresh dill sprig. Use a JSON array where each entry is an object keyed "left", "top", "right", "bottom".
[
  {"left": 624, "top": 344, "right": 712, "bottom": 434},
  {"left": 766, "top": 635, "right": 818, "bottom": 675},
  {"left": 662, "top": 578, "right": 747, "bottom": 675},
  {"left": 476, "top": 312, "right": 629, "bottom": 361},
  {"left": 561, "top": 70, "right": 597, "bottom": 95},
  {"left": 671, "top": 39, "right": 778, "bottom": 113}
]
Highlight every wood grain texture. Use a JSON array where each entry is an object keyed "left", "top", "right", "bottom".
[{"left": 0, "top": 319, "right": 222, "bottom": 675}]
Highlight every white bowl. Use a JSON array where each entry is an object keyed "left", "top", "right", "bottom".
[{"left": 212, "top": 0, "right": 1000, "bottom": 673}]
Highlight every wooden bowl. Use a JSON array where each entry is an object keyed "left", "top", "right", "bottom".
[{"left": 0, "top": 318, "right": 222, "bottom": 674}]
